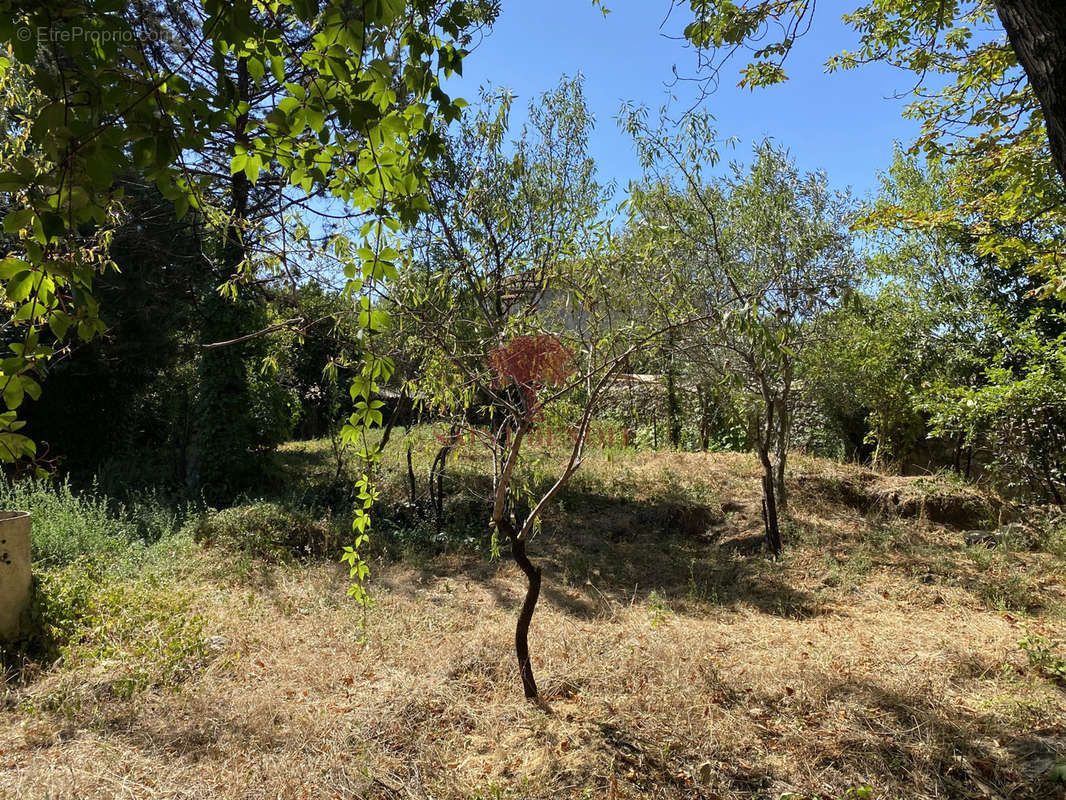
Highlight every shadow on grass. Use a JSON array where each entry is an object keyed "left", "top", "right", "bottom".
[
  {"left": 378, "top": 487, "right": 822, "bottom": 620},
  {"left": 796, "top": 677, "right": 1066, "bottom": 800}
]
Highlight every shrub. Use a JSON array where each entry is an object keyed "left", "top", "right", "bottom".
[
  {"left": 924, "top": 316, "right": 1066, "bottom": 503},
  {"left": 192, "top": 501, "right": 338, "bottom": 561},
  {"left": 0, "top": 478, "right": 193, "bottom": 570}
]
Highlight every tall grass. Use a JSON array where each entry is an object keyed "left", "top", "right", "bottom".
[{"left": 0, "top": 477, "right": 195, "bottom": 571}]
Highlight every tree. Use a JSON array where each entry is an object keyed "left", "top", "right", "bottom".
[
  {"left": 391, "top": 73, "right": 606, "bottom": 524},
  {"left": 993, "top": 1, "right": 1066, "bottom": 185},
  {"left": 802, "top": 148, "right": 996, "bottom": 471},
  {"left": 925, "top": 309, "right": 1066, "bottom": 504},
  {"left": 272, "top": 281, "right": 362, "bottom": 441},
  {"left": 673, "top": 0, "right": 1066, "bottom": 296},
  {"left": 391, "top": 78, "right": 642, "bottom": 699},
  {"left": 19, "top": 177, "right": 210, "bottom": 485},
  {"left": 621, "top": 110, "right": 857, "bottom": 554},
  {"left": 677, "top": 0, "right": 1066, "bottom": 178},
  {"left": 0, "top": 0, "right": 482, "bottom": 449},
  {"left": 824, "top": 146, "right": 1066, "bottom": 497},
  {"left": 0, "top": 0, "right": 496, "bottom": 594}
]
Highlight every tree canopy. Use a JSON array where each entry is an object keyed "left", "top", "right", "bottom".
[{"left": 675, "top": 0, "right": 1066, "bottom": 297}]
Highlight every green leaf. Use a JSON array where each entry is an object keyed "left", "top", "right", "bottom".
[
  {"left": 270, "top": 54, "right": 286, "bottom": 83},
  {"left": 0, "top": 258, "right": 28, "bottom": 279},
  {"left": 3, "top": 377, "right": 24, "bottom": 410},
  {"left": 48, "top": 311, "right": 72, "bottom": 340},
  {"left": 244, "top": 154, "right": 262, "bottom": 184},
  {"left": 2, "top": 209, "right": 32, "bottom": 234},
  {"left": 6, "top": 272, "right": 34, "bottom": 302},
  {"left": 39, "top": 212, "right": 65, "bottom": 242},
  {"left": 132, "top": 137, "right": 155, "bottom": 168},
  {"left": 0, "top": 432, "right": 35, "bottom": 462},
  {"left": 1050, "top": 759, "right": 1066, "bottom": 784},
  {"left": 247, "top": 57, "right": 265, "bottom": 82},
  {"left": 0, "top": 171, "right": 23, "bottom": 192}
]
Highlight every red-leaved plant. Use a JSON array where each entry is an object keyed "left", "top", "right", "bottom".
[{"left": 488, "top": 334, "right": 575, "bottom": 416}]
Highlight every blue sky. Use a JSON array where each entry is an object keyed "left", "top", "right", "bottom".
[{"left": 444, "top": 0, "right": 931, "bottom": 202}]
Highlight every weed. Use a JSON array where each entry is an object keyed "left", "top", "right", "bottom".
[
  {"left": 7, "top": 561, "right": 99, "bottom": 665},
  {"left": 687, "top": 558, "right": 714, "bottom": 604},
  {"left": 968, "top": 544, "right": 997, "bottom": 571},
  {"left": 1031, "top": 515, "right": 1066, "bottom": 558},
  {"left": 193, "top": 501, "right": 338, "bottom": 562},
  {"left": 647, "top": 590, "right": 669, "bottom": 627},
  {"left": 0, "top": 477, "right": 194, "bottom": 571},
  {"left": 1050, "top": 759, "right": 1066, "bottom": 784},
  {"left": 1018, "top": 631, "right": 1066, "bottom": 684},
  {"left": 980, "top": 571, "right": 1036, "bottom": 614},
  {"left": 18, "top": 573, "right": 207, "bottom": 713},
  {"left": 781, "top": 787, "right": 874, "bottom": 800}
]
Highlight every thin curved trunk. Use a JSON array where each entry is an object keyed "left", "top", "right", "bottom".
[{"left": 501, "top": 519, "right": 541, "bottom": 699}]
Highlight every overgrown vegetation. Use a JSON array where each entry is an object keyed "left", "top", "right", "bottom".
[
  {"left": 1, "top": 0, "right": 1065, "bottom": 795},
  {"left": 0, "top": 478, "right": 193, "bottom": 569},
  {"left": 1, "top": 442, "right": 1064, "bottom": 798}
]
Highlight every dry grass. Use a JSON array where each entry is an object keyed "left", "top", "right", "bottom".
[{"left": 1, "top": 449, "right": 1065, "bottom": 800}]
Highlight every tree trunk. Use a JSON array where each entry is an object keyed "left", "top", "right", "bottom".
[
  {"left": 773, "top": 369, "right": 793, "bottom": 515},
  {"left": 758, "top": 449, "right": 782, "bottom": 556},
  {"left": 754, "top": 385, "right": 782, "bottom": 555},
  {"left": 664, "top": 329, "right": 682, "bottom": 449},
  {"left": 428, "top": 425, "right": 457, "bottom": 535},
  {"left": 994, "top": 0, "right": 1066, "bottom": 186},
  {"left": 761, "top": 470, "right": 782, "bottom": 557},
  {"left": 406, "top": 442, "right": 417, "bottom": 506},
  {"left": 502, "top": 520, "right": 541, "bottom": 699},
  {"left": 773, "top": 397, "right": 789, "bottom": 515},
  {"left": 696, "top": 384, "right": 711, "bottom": 450},
  {"left": 773, "top": 457, "right": 787, "bottom": 517},
  {"left": 195, "top": 57, "right": 262, "bottom": 503}
]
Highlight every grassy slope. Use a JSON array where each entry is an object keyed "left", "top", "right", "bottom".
[{"left": 0, "top": 443, "right": 1064, "bottom": 800}]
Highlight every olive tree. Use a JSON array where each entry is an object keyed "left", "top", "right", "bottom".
[{"left": 622, "top": 110, "right": 857, "bottom": 553}]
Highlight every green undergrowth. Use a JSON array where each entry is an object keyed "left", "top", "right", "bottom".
[
  {"left": 16, "top": 565, "right": 208, "bottom": 716},
  {"left": 0, "top": 477, "right": 196, "bottom": 572},
  {"left": 0, "top": 477, "right": 202, "bottom": 689},
  {"left": 191, "top": 501, "right": 346, "bottom": 581}
]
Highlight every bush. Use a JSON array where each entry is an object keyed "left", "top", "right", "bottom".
[
  {"left": 924, "top": 315, "right": 1066, "bottom": 503},
  {"left": 0, "top": 478, "right": 194, "bottom": 570},
  {"left": 193, "top": 501, "right": 339, "bottom": 561}
]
